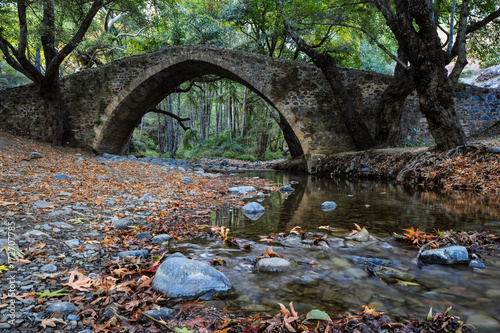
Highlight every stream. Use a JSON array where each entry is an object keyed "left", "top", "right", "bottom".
[{"left": 183, "top": 171, "right": 500, "bottom": 331}]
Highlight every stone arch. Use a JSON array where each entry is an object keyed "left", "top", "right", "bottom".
[{"left": 93, "top": 58, "right": 304, "bottom": 158}]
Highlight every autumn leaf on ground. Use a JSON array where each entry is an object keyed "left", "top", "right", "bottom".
[
  {"left": 112, "top": 267, "right": 134, "bottom": 278},
  {"left": 0, "top": 243, "right": 24, "bottom": 262},
  {"left": 0, "top": 201, "right": 18, "bottom": 206},
  {"left": 62, "top": 270, "right": 95, "bottom": 292},
  {"left": 36, "top": 288, "right": 68, "bottom": 298},
  {"left": 278, "top": 302, "right": 300, "bottom": 332},
  {"left": 0, "top": 265, "right": 11, "bottom": 274},
  {"left": 135, "top": 275, "right": 154, "bottom": 289},
  {"left": 40, "top": 317, "right": 67, "bottom": 328},
  {"left": 103, "top": 235, "right": 120, "bottom": 246}
]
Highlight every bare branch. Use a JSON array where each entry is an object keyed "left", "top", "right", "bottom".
[
  {"left": 116, "top": 28, "right": 146, "bottom": 38},
  {"left": 148, "top": 108, "right": 191, "bottom": 131}
]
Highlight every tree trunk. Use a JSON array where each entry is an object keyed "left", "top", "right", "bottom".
[
  {"left": 199, "top": 88, "right": 205, "bottom": 140},
  {"left": 413, "top": 63, "right": 465, "bottom": 150},
  {"left": 228, "top": 96, "right": 233, "bottom": 142},
  {"left": 276, "top": 0, "right": 374, "bottom": 150},
  {"left": 40, "top": 77, "right": 73, "bottom": 145},
  {"left": 312, "top": 53, "right": 374, "bottom": 150},
  {"left": 375, "top": 49, "right": 414, "bottom": 147},
  {"left": 241, "top": 87, "right": 247, "bottom": 138}
]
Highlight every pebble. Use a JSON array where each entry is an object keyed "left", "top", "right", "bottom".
[
  {"left": 46, "top": 302, "right": 78, "bottom": 315},
  {"left": 113, "top": 250, "right": 149, "bottom": 258},
  {"left": 40, "top": 264, "right": 58, "bottom": 273},
  {"left": 151, "top": 234, "right": 173, "bottom": 244},
  {"left": 29, "top": 152, "right": 43, "bottom": 159}
]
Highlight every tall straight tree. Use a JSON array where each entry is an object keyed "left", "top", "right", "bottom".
[{"left": 0, "top": 0, "right": 110, "bottom": 145}]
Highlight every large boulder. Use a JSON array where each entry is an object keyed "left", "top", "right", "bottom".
[
  {"left": 152, "top": 253, "right": 232, "bottom": 300},
  {"left": 420, "top": 245, "right": 469, "bottom": 265}
]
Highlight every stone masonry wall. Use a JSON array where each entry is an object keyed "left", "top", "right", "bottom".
[{"left": 0, "top": 45, "right": 499, "bottom": 163}]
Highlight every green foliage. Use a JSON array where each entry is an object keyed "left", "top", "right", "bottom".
[
  {"left": 182, "top": 128, "right": 200, "bottom": 151},
  {"left": 98, "top": 98, "right": 107, "bottom": 113},
  {"left": 147, "top": 139, "right": 156, "bottom": 150},
  {"left": 0, "top": 60, "right": 31, "bottom": 89},
  {"left": 94, "top": 118, "right": 103, "bottom": 125},
  {"left": 130, "top": 140, "right": 147, "bottom": 153}
]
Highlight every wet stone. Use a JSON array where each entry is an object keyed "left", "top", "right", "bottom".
[
  {"left": 256, "top": 258, "right": 291, "bottom": 272},
  {"left": 151, "top": 234, "right": 173, "bottom": 244},
  {"left": 420, "top": 245, "right": 469, "bottom": 264},
  {"left": 228, "top": 186, "right": 256, "bottom": 194},
  {"left": 348, "top": 228, "right": 370, "bottom": 242},
  {"left": 469, "top": 260, "right": 486, "bottom": 269},
  {"left": 280, "top": 185, "right": 293, "bottom": 191},
  {"left": 281, "top": 235, "right": 302, "bottom": 247},
  {"left": 321, "top": 201, "right": 337, "bottom": 211},
  {"left": 242, "top": 202, "right": 265, "bottom": 214}
]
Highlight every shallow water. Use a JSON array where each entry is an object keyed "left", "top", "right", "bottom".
[{"left": 189, "top": 171, "right": 500, "bottom": 330}]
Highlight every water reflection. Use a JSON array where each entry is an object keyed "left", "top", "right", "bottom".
[
  {"left": 213, "top": 171, "right": 500, "bottom": 239},
  {"left": 203, "top": 171, "right": 500, "bottom": 331}
]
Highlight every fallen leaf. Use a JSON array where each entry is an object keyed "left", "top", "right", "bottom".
[{"left": 40, "top": 317, "right": 67, "bottom": 328}]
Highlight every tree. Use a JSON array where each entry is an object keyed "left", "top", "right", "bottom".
[
  {"left": 373, "top": 0, "right": 500, "bottom": 150},
  {"left": 276, "top": 0, "right": 375, "bottom": 150},
  {"left": 0, "top": 0, "right": 108, "bottom": 145}
]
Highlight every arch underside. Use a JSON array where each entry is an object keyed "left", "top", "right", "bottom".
[{"left": 95, "top": 60, "right": 304, "bottom": 158}]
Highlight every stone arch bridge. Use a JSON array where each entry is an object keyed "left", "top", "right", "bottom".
[{"left": 1, "top": 45, "right": 498, "bottom": 171}]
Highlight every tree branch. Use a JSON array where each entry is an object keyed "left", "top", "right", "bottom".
[
  {"left": 466, "top": 8, "right": 500, "bottom": 34},
  {"left": 299, "top": 20, "right": 408, "bottom": 69},
  {"left": 448, "top": 0, "right": 469, "bottom": 84},
  {"left": 116, "top": 28, "right": 145, "bottom": 38},
  {"left": 48, "top": 0, "right": 106, "bottom": 77},
  {"left": 148, "top": 108, "right": 191, "bottom": 131}
]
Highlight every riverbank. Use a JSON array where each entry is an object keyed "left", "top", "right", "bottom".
[
  {"left": 0, "top": 129, "right": 495, "bottom": 332},
  {"left": 274, "top": 128, "right": 500, "bottom": 195}
]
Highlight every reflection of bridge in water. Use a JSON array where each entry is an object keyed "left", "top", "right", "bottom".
[{"left": 212, "top": 171, "right": 500, "bottom": 238}]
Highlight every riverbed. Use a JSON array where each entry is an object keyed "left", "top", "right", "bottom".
[{"left": 185, "top": 171, "right": 500, "bottom": 331}]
